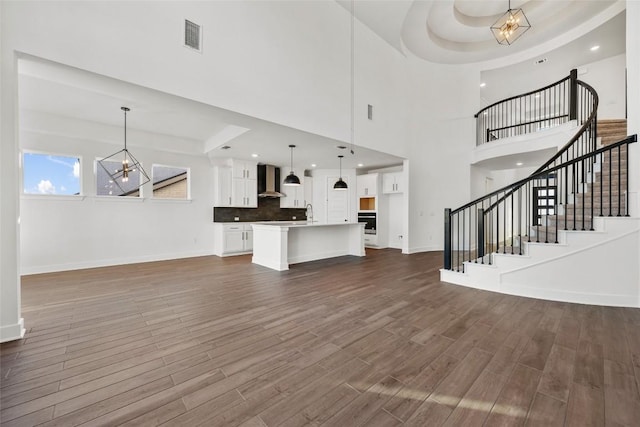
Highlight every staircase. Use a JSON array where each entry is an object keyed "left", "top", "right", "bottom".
[
  {"left": 531, "top": 119, "right": 628, "bottom": 239},
  {"left": 441, "top": 69, "right": 640, "bottom": 307}
]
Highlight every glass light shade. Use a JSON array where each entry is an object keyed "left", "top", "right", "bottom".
[
  {"left": 283, "top": 172, "right": 301, "bottom": 186},
  {"left": 490, "top": 8, "right": 530, "bottom": 45}
]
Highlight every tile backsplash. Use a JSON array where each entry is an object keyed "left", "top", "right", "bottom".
[{"left": 213, "top": 197, "right": 307, "bottom": 222}]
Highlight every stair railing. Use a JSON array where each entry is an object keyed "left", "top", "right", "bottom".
[
  {"left": 476, "top": 70, "right": 577, "bottom": 146},
  {"left": 445, "top": 69, "right": 630, "bottom": 272},
  {"left": 444, "top": 135, "right": 636, "bottom": 272}
]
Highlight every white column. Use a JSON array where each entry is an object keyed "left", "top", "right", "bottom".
[
  {"left": 0, "top": 2, "right": 24, "bottom": 342},
  {"left": 627, "top": 1, "right": 640, "bottom": 216},
  {"left": 627, "top": 1, "right": 640, "bottom": 308}
]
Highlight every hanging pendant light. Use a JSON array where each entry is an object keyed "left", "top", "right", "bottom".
[
  {"left": 490, "top": 0, "right": 531, "bottom": 46},
  {"left": 333, "top": 155, "right": 348, "bottom": 190},
  {"left": 283, "top": 144, "right": 301, "bottom": 186},
  {"left": 97, "top": 107, "right": 150, "bottom": 196}
]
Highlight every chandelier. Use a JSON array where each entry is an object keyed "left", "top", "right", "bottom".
[
  {"left": 490, "top": 0, "right": 531, "bottom": 45},
  {"left": 97, "top": 107, "right": 150, "bottom": 195}
]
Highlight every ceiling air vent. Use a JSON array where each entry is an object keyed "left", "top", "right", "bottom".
[{"left": 184, "top": 20, "right": 202, "bottom": 52}]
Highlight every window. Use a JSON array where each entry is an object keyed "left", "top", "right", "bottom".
[
  {"left": 152, "top": 165, "right": 189, "bottom": 199},
  {"left": 533, "top": 185, "right": 557, "bottom": 225},
  {"left": 96, "top": 159, "right": 142, "bottom": 196},
  {"left": 22, "top": 152, "right": 81, "bottom": 195}
]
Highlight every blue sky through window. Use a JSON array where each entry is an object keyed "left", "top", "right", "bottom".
[{"left": 23, "top": 153, "right": 80, "bottom": 195}]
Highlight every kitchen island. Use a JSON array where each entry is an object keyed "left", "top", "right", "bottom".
[{"left": 251, "top": 222, "right": 365, "bottom": 271}]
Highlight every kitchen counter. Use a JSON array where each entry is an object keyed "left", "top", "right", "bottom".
[{"left": 251, "top": 222, "right": 366, "bottom": 271}]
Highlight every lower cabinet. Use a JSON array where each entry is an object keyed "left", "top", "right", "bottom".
[
  {"left": 364, "top": 234, "right": 379, "bottom": 248},
  {"left": 214, "top": 223, "right": 253, "bottom": 256}
]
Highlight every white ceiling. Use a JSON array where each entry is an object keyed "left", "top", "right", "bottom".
[
  {"left": 18, "top": 1, "right": 627, "bottom": 174},
  {"left": 18, "top": 56, "right": 404, "bottom": 172},
  {"left": 342, "top": 0, "right": 623, "bottom": 65}
]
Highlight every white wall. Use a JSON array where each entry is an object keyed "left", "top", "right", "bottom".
[
  {"left": 577, "top": 54, "right": 627, "bottom": 119},
  {"left": 627, "top": 1, "right": 640, "bottom": 307},
  {"left": 405, "top": 58, "right": 480, "bottom": 253},
  {"left": 19, "top": 114, "right": 217, "bottom": 274}
]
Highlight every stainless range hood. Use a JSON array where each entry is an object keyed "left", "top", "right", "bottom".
[{"left": 258, "top": 165, "right": 285, "bottom": 198}]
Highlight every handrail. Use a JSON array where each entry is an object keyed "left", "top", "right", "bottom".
[
  {"left": 444, "top": 135, "right": 636, "bottom": 271},
  {"left": 475, "top": 70, "right": 576, "bottom": 146},
  {"left": 444, "top": 70, "right": 616, "bottom": 273},
  {"left": 456, "top": 135, "right": 636, "bottom": 215},
  {"left": 477, "top": 78, "right": 598, "bottom": 216},
  {"left": 474, "top": 75, "right": 571, "bottom": 118}
]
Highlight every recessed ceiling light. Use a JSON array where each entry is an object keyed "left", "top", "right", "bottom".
[
  {"left": 516, "top": 162, "right": 523, "bottom": 166},
  {"left": 336, "top": 145, "right": 347, "bottom": 150},
  {"left": 480, "top": 83, "right": 486, "bottom": 88},
  {"left": 590, "top": 45, "right": 600, "bottom": 51},
  {"left": 311, "top": 163, "right": 317, "bottom": 168},
  {"left": 251, "top": 153, "right": 259, "bottom": 158},
  {"left": 357, "top": 163, "right": 364, "bottom": 167},
  {"left": 534, "top": 58, "right": 548, "bottom": 65},
  {"left": 220, "top": 145, "right": 231, "bottom": 150}
]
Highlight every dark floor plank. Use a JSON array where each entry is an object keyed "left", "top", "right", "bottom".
[{"left": 0, "top": 250, "right": 638, "bottom": 426}]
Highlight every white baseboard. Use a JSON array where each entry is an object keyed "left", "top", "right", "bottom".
[
  {"left": 406, "top": 245, "right": 441, "bottom": 254},
  {"left": 21, "top": 250, "right": 217, "bottom": 275},
  {"left": 0, "top": 318, "right": 25, "bottom": 343}
]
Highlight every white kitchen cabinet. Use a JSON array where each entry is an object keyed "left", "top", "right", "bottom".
[
  {"left": 231, "top": 160, "right": 257, "bottom": 180},
  {"left": 364, "top": 233, "right": 378, "bottom": 247},
  {"left": 280, "top": 177, "right": 306, "bottom": 208},
  {"left": 357, "top": 173, "right": 378, "bottom": 196},
  {"left": 214, "top": 223, "right": 253, "bottom": 256},
  {"left": 213, "top": 166, "right": 233, "bottom": 207},
  {"left": 232, "top": 177, "right": 257, "bottom": 207},
  {"left": 214, "top": 160, "right": 257, "bottom": 207},
  {"left": 382, "top": 172, "right": 403, "bottom": 194}
]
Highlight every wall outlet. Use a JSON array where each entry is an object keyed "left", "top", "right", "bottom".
[{"left": 234, "top": 217, "right": 240, "bottom": 221}]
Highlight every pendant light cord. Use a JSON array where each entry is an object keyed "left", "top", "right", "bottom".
[
  {"left": 123, "top": 109, "right": 127, "bottom": 151},
  {"left": 350, "top": 0, "right": 355, "bottom": 156}
]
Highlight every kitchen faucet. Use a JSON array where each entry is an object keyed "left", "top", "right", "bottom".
[{"left": 305, "top": 203, "right": 314, "bottom": 223}]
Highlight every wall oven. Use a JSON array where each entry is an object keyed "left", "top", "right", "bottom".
[{"left": 358, "top": 212, "right": 377, "bottom": 235}]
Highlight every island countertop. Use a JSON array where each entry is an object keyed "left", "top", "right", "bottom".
[{"left": 251, "top": 222, "right": 365, "bottom": 271}]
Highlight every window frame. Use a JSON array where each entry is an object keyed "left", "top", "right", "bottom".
[
  {"left": 20, "top": 149, "right": 83, "bottom": 198},
  {"left": 94, "top": 156, "right": 144, "bottom": 198},
  {"left": 151, "top": 163, "right": 191, "bottom": 201}
]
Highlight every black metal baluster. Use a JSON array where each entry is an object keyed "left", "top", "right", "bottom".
[
  {"left": 590, "top": 152, "right": 594, "bottom": 230},
  {"left": 572, "top": 163, "right": 578, "bottom": 230},
  {"left": 600, "top": 151, "right": 603, "bottom": 216},
  {"left": 609, "top": 148, "right": 612, "bottom": 216},
  {"left": 518, "top": 187, "right": 522, "bottom": 254},
  {"left": 626, "top": 142, "right": 630, "bottom": 216},
  {"left": 511, "top": 192, "right": 514, "bottom": 253},
  {"left": 496, "top": 199, "right": 500, "bottom": 254},
  {"left": 618, "top": 145, "right": 621, "bottom": 216},
  {"left": 457, "top": 213, "right": 460, "bottom": 271},
  {"left": 581, "top": 158, "right": 585, "bottom": 230},
  {"left": 546, "top": 173, "right": 550, "bottom": 242},
  {"left": 462, "top": 210, "right": 465, "bottom": 271},
  {"left": 503, "top": 193, "right": 506, "bottom": 253}
]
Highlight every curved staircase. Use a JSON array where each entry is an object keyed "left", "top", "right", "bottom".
[{"left": 441, "top": 70, "right": 639, "bottom": 307}]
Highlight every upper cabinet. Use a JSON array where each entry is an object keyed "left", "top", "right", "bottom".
[
  {"left": 214, "top": 159, "right": 258, "bottom": 208},
  {"left": 231, "top": 159, "right": 257, "bottom": 180},
  {"left": 382, "top": 172, "right": 403, "bottom": 194},
  {"left": 357, "top": 173, "right": 378, "bottom": 197},
  {"left": 280, "top": 176, "right": 306, "bottom": 208},
  {"left": 214, "top": 166, "right": 233, "bottom": 207}
]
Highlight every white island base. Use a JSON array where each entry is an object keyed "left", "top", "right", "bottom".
[{"left": 251, "top": 222, "right": 366, "bottom": 271}]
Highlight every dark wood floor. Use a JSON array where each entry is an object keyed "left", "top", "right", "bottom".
[{"left": 1, "top": 249, "right": 640, "bottom": 426}]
